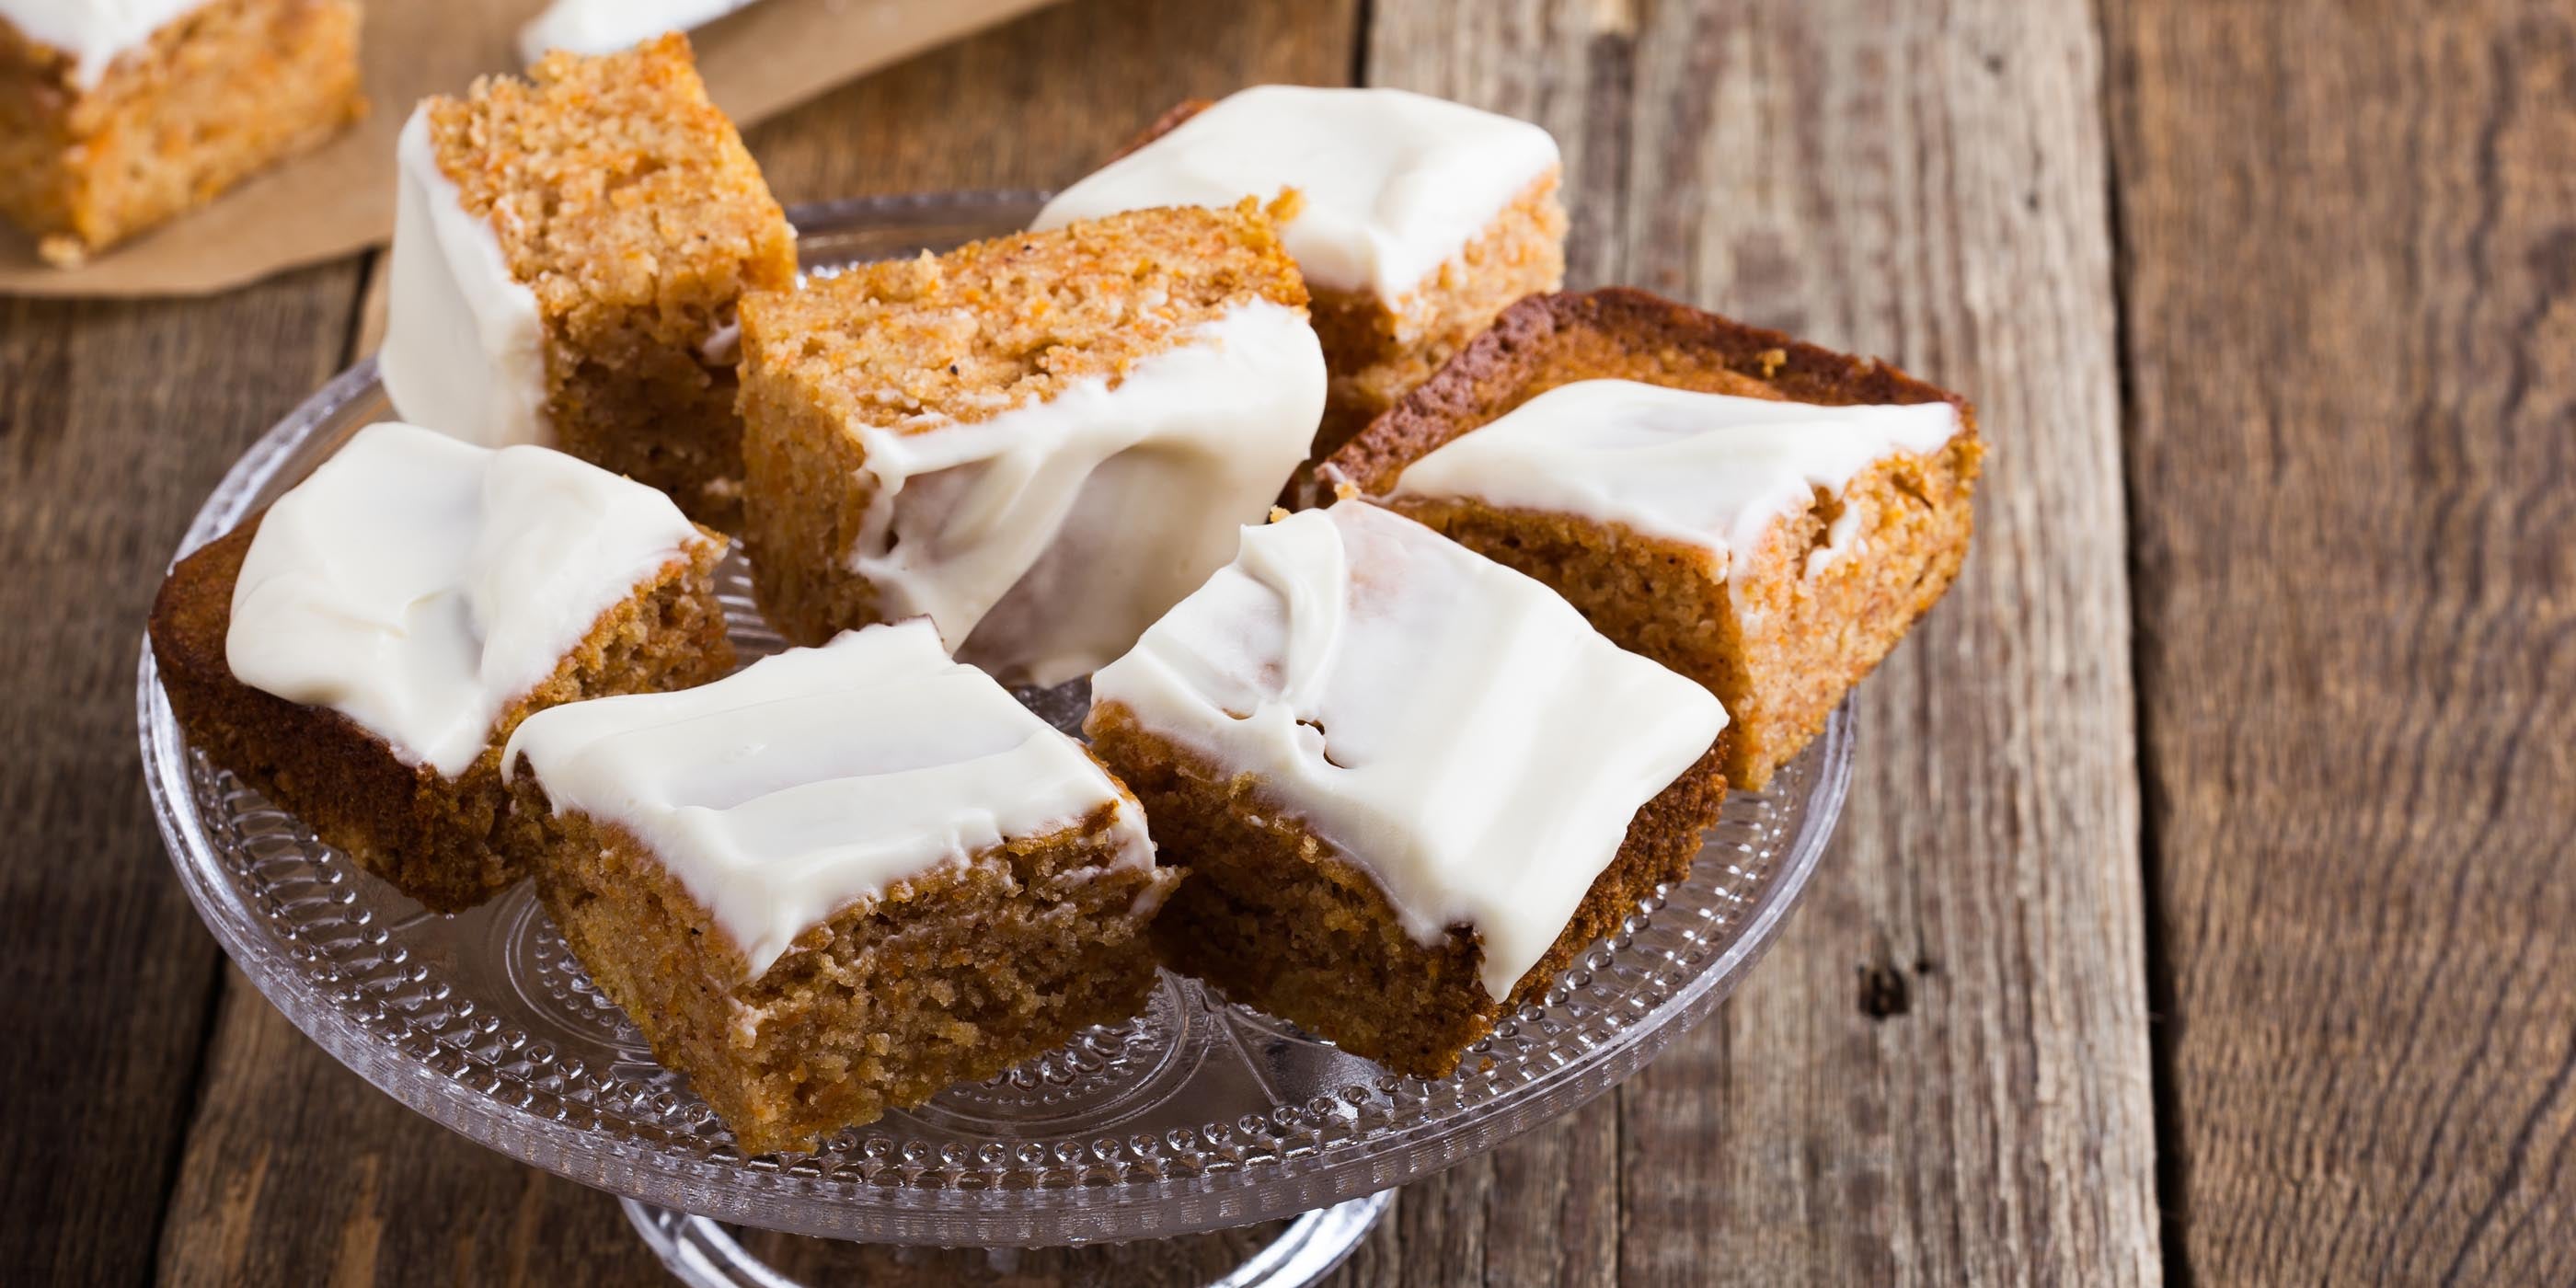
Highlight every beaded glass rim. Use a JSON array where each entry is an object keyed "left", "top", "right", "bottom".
[{"left": 135, "top": 190, "right": 1851, "bottom": 1247}]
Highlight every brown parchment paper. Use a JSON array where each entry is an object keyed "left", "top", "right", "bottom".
[{"left": 0, "top": 0, "right": 1057, "bottom": 297}]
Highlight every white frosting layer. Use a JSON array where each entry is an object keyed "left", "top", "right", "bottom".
[
  {"left": 845, "top": 298, "right": 1326, "bottom": 688},
  {"left": 518, "top": 0, "right": 760, "bottom": 62},
  {"left": 1390, "top": 380, "right": 1962, "bottom": 578},
  {"left": 380, "top": 106, "right": 553, "bottom": 452},
  {"left": 504, "top": 622, "right": 1156, "bottom": 981},
  {"left": 1031, "top": 86, "right": 1560, "bottom": 302},
  {"left": 0, "top": 0, "right": 208, "bottom": 89},
  {"left": 225, "top": 422, "right": 711, "bottom": 778},
  {"left": 1087, "top": 502, "right": 1724, "bottom": 1001}
]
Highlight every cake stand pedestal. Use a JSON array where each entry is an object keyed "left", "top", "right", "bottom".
[
  {"left": 140, "top": 192, "right": 1854, "bottom": 1287},
  {"left": 622, "top": 1190, "right": 1395, "bottom": 1288}
]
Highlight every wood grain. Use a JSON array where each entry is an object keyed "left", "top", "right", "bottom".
[
  {"left": 0, "top": 264, "right": 362, "bottom": 1284},
  {"left": 2105, "top": 1, "right": 2576, "bottom": 1282},
  {"left": 1367, "top": 1, "right": 2162, "bottom": 1283}
]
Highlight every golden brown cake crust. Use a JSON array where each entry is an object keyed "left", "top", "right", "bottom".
[
  {"left": 515, "top": 784, "right": 1179, "bottom": 1156},
  {"left": 737, "top": 201, "right": 1309, "bottom": 647},
  {"left": 424, "top": 34, "right": 795, "bottom": 527},
  {"left": 0, "top": 0, "right": 364, "bottom": 264},
  {"left": 1087, "top": 702, "right": 1726, "bottom": 1079},
  {"left": 1318, "top": 286, "right": 1984, "bottom": 790},
  {"left": 148, "top": 511, "right": 733, "bottom": 912}
]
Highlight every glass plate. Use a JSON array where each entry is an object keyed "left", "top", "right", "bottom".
[{"left": 136, "top": 190, "right": 1851, "bottom": 1248}]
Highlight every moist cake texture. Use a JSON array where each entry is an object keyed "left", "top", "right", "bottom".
[
  {"left": 737, "top": 201, "right": 1325, "bottom": 686},
  {"left": 1320, "top": 287, "right": 1982, "bottom": 790},
  {"left": 0, "top": 0, "right": 363, "bottom": 266},
  {"left": 1037, "top": 86, "right": 1568, "bottom": 464},
  {"left": 381, "top": 33, "right": 795, "bottom": 528},
  {"left": 1085, "top": 502, "right": 1728, "bottom": 1077},
  {"left": 149, "top": 422, "right": 731, "bottom": 911},
  {"left": 504, "top": 624, "right": 1179, "bottom": 1156}
]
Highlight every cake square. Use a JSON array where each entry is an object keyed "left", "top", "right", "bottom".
[
  {"left": 736, "top": 201, "right": 1327, "bottom": 688},
  {"left": 148, "top": 421, "right": 731, "bottom": 912},
  {"left": 1318, "top": 287, "right": 1983, "bottom": 790},
  {"left": 1084, "top": 501, "right": 1729, "bottom": 1077},
  {"left": 0, "top": 0, "right": 364, "bottom": 266},
  {"left": 502, "top": 622, "right": 1179, "bottom": 1156},
  {"left": 380, "top": 33, "right": 796, "bottom": 529},
  {"left": 1035, "top": 86, "right": 1569, "bottom": 464}
]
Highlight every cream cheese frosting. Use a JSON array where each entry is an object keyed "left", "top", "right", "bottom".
[
  {"left": 845, "top": 297, "right": 1326, "bottom": 688},
  {"left": 503, "top": 622, "right": 1157, "bottom": 981},
  {"left": 1030, "top": 86, "right": 1560, "bottom": 303},
  {"left": 379, "top": 106, "right": 553, "bottom": 452},
  {"left": 1087, "top": 501, "right": 1725, "bottom": 1001},
  {"left": 225, "top": 421, "right": 712, "bottom": 778},
  {"left": 517, "top": 0, "right": 761, "bottom": 63},
  {"left": 0, "top": 0, "right": 208, "bottom": 89},
  {"left": 1389, "top": 379, "right": 1962, "bottom": 579}
]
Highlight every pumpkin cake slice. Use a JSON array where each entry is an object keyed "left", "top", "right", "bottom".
[
  {"left": 1318, "top": 288, "right": 1982, "bottom": 790},
  {"left": 149, "top": 421, "right": 730, "bottom": 912},
  {"left": 503, "top": 622, "right": 1179, "bottom": 1156},
  {"left": 1035, "top": 85, "right": 1568, "bottom": 464},
  {"left": 736, "top": 200, "right": 1326, "bottom": 687},
  {"left": 379, "top": 32, "right": 795, "bottom": 528},
  {"left": 1085, "top": 501, "right": 1728, "bottom": 1078},
  {"left": 0, "top": 0, "right": 364, "bottom": 266}
]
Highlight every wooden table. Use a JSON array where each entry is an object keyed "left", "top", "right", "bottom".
[{"left": 5, "top": 1, "right": 2569, "bottom": 1282}]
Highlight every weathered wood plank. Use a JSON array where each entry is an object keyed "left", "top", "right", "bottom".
[
  {"left": 0, "top": 260, "right": 363, "bottom": 1282},
  {"left": 1368, "top": 1, "right": 2160, "bottom": 1283},
  {"left": 2105, "top": 1, "right": 2576, "bottom": 1282},
  {"left": 155, "top": 3, "right": 1371, "bottom": 1283}
]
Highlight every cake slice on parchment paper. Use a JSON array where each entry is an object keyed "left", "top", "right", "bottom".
[{"left": 0, "top": 0, "right": 364, "bottom": 266}]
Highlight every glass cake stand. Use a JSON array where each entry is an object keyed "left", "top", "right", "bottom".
[{"left": 136, "top": 192, "right": 1853, "bottom": 1287}]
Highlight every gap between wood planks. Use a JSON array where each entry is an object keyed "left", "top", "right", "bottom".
[{"left": 2089, "top": 0, "right": 2196, "bottom": 1282}]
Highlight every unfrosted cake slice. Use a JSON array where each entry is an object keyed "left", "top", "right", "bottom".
[
  {"left": 737, "top": 201, "right": 1326, "bottom": 688},
  {"left": 147, "top": 422, "right": 731, "bottom": 912},
  {"left": 381, "top": 33, "right": 795, "bottom": 528},
  {"left": 503, "top": 622, "right": 1179, "bottom": 1156},
  {"left": 1084, "top": 501, "right": 1728, "bottom": 1078},
  {"left": 0, "top": 0, "right": 363, "bottom": 266},
  {"left": 1320, "top": 288, "right": 1982, "bottom": 790},
  {"left": 1034, "top": 86, "right": 1567, "bottom": 463}
]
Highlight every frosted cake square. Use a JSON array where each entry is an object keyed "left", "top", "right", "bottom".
[
  {"left": 1319, "top": 288, "right": 1982, "bottom": 790},
  {"left": 147, "top": 422, "right": 731, "bottom": 912},
  {"left": 1084, "top": 501, "right": 1728, "bottom": 1078},
  {"left": 1035, "top": 85, "right": 1568, "bottom": 463},
  {"left": 736, "top": 201, "right": 1326, "bottom": 687},
  {"left": 0, "top": 0, "right": 363, "bottom": 266},
  {"left": 503, "top": 622, "right": 1179, "bottom": 1156},
  {"left": 380, "top": 33, "right": 795, "bottom": 528}
]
